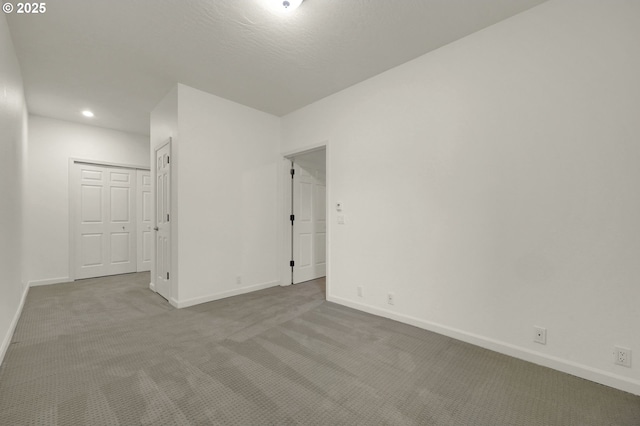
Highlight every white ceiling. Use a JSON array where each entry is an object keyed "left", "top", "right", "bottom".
[
  {"left": 293, "top": 147, "right": 326, "bottom": 172},
  {"left": 7, "top": 0, "right": 546, "bottom": 136}
]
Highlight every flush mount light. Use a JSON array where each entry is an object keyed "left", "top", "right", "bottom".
[
  {"left": 82, "top": 110, "right": 94, "bottom": 118},
  {"left": 266, "top": 0, "right": 303, "bottom": 13}
]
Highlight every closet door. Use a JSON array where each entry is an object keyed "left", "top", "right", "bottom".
[
  {"left": 74, "top": 163, "right": 136, "bottom": 279},
  {"left": 136, "top": 170, "right": 152, "bottom": 272}
]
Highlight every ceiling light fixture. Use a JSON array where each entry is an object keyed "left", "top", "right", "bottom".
[
  {"left": 267, "top": 0, "right": 303, "bottom": 14},
  {"left": 82, "top": 110, "right": 94, "bottom": 118}
]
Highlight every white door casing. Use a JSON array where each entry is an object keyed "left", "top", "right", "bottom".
[
  {"left": 293, "top": 162, "right": 326, "bottom": 284},
  {"left": 136, "top": 170, "right": 152, "bottom": 272},
  {"left": 74, "top": 163, "right": 137, "bottom": 279},
  {"left": 154, "top": 142, "right": 171, "bottom": 300}
]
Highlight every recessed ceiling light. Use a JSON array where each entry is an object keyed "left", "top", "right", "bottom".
[
  {"left": 266, "top": 0, "right": 303, "bottom": 14},
  {"left": 82, "top": 110, "right": 94, "bottom": 118}
]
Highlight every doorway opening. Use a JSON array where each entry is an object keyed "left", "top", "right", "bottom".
[{"left": 286, "top": 147, "right": 327, "bottom": 285}]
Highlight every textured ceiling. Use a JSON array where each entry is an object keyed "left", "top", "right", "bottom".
[{"left": 7, "top": 0, "right": 546, "bottom": 135}]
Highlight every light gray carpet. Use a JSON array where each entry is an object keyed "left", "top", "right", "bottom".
[{"left": 1, "top": 273, "right": 639, "bottom": 425}]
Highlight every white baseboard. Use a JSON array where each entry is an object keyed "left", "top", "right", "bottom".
[
  {"left": 327, "top": 295, "right": 640, "bottom": 396},
  {"left": 173, "top": 280, "right": 280, "bottom": 309},
  {"left": 29, "top": 276, "right": 70, "bottom": 287},
  {"left": 0, "top": 285, "right": 29, "bottom": 367}
]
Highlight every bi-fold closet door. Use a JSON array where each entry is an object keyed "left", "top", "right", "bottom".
[{"left": 72, "top": 162, "right": 149, "bottom": 280}]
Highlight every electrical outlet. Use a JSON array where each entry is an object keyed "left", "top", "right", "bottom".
[
  {"left": 533, "top": 326, "right": 547, "bottom": 345},
  {"left": 614, "top": 346, "right": 632, "bottom": 367},
  {"left": 236, "top": 276, "right": 242, "bottom": 285},
  {"left": 387, "top": 293, "right": 395, "bottom": 305},
  {"left": 357, "top": 286, "right": 363, "bottom": 297}
]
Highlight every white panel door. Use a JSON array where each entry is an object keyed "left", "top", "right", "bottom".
[
  {"left": 136, "top": 170, "right": 152, "bottom": 272},
  {"left": 314, "top": 174, "right": 327, "bottom": 277},
  {"left": 293, "top": 163, "right": 326, "bottom": 284},
  {"left": 154, "top": 142, "right": 171, "bottom": 300},
  {"left": 75, "top": 164, "right": 136, "bottom": 279}
]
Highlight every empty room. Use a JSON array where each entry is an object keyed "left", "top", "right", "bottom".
[{"left": 1, "top": 0, "right": 639, "bottom": 424}]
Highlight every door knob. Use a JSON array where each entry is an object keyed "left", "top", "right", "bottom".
[{"left": 154, "top": 226, "right": 159, "bottom": 231}]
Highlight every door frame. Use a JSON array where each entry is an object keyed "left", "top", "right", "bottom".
[
  {"left": 68, "top": 158, "right": 150, "bottom": 282},
  {"left": 281, "top": 141, "right": 330, "bottom": 292}
]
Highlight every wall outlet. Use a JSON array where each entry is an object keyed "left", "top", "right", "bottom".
[
  {"left": 387, "top": 292, "right": 395, "bottom": 305},
  {"left": 357, "top": 286, "right": 363, "bottom": 297},
  {"left": 533, "top": 326, "right": 547, "bottom": 345},
  {"left": 614, "top": 346, "right": 632, "bottom": 367},
  {"left": 236, "top": 276, "right": 242, "bottom": 285}
]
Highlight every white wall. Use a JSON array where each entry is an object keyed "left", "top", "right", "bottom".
[
  {"left": 0, "top": 14, "right": 28, "bottom": 365},
  {"left": 177, "top": 84, "right": 281, "bottom": 305},
  {"left": 281, "top": 0, "right": 640, "bottom": 395},
  {"left": 26, "top": 115, "right": 149, "bottom": 285},
  {"left": 150, "top": 84, "right": 281, "bottom": 307}
]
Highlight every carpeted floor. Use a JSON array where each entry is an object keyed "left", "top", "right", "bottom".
[{"left": 0, "top": 272, "right": 639, "bottom": 425}]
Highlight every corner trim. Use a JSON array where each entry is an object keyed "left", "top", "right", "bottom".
[
  {"left": 327, "top": 295, "right": 640, "bottom": 396},
  {"left": 149, "top": 282, "right": 156, "bottom": 292},
  {"left": 0, "top": 285, "right": 29, "bottom": 367},
  {"left": 29, "top": 277, "right": 70, "bottom": 287},
  {"left": 172, "top": 280, "right": 280, "bottom": 309}
]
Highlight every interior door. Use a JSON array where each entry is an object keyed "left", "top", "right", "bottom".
[
  {"left": 314, "top": 172, "right": 327, "bottom": 278},
  {"left": 293, "top": 163, "right": 326, "bottom": 283},
  {"left": 154, "top": 142, "right": 171, "bottom": 300},
  {"left": 75, "top": 163, "right": 137, "bottom": 279},
  {"left": 136, "top": 170, "right": 152, "bottom": 272}
]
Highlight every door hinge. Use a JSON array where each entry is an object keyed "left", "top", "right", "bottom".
[
  {"left": 290, "top": 260, "right": 295, "bottom": 267},
  {"left": 290, "top": 168, "right": 295, "bottom": 177},
  {"left": 167, "top": 214, "right": 169, "bottom": 221},
  {"left": 290, "top": 214, "right": 295, "bottom": 222},
  {"left": 167, "top": 156, "right": 170, "bottom": 164},
  {"left": 167, "top": 272, "right": 169, "bottom": 279}
]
